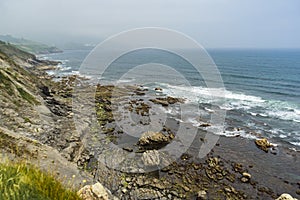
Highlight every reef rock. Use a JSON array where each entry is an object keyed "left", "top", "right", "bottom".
[
  {"left": 255, "top": 138, "right": 272, "bottom": 152},
  {"left": 138, "top": 131, "right": 173, "bottom": 146}
]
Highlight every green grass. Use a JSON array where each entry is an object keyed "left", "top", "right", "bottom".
[
  {"left": 16, "top": 87, "right": 39, "bottom": 105},
  {"left": 0, "top": 71, "right": 14, "bottom": 96},
  {"left": 23, "top": 117, "right": 32, "bottom": 124},
  {"left": 0, "top": 161, "right": 82, "bottom": 200}
]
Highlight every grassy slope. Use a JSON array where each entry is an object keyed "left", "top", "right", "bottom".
[
  {"left": 0, "top": 41, "right": 40, "bottom": 105},
  {"left": 0, "top": 161, "right": 81, "bottom": 200}
]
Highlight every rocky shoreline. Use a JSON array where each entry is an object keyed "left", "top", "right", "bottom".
[{"left": 0, "top": 42, "right": 300, "bottom": 199}]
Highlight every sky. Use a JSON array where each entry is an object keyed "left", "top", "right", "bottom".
[{"left": 0, "top": 0, "right": 299, "bottom": 48}]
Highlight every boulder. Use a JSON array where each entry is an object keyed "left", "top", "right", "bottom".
[
  {"left": 154, "top": 87, "right": 163, "bottom": 91},
  {"left": 242, "top": 172, "right": 251, "bottom": 179},
  {"left": 138, "top": 131, "right": 173, "bottom": 146},
  {"left": 197, "top": 190, "right": 207, "bottom": 200},
  {"left": 199, "top": 123, "right": 211, "bottom": 127},
  {"left": 276, "top": 193, "right": 298, "bottom": 200},
  {"left": 241, "top": 172, "right": 251, "bottom": 183},
  {"left": 255, "top": 138, "right": 272, "bottom": 152},
  {"left": 77, "top": 182, "right": 109, "bottom": 200}
]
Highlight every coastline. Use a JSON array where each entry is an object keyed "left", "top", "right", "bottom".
[{"left": 0, "top": 43, "right": 299, "bottom": 199}]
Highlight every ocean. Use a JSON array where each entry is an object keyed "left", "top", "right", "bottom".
[{"left": 39, "top": 48, "right": 300, "bottom": 147}]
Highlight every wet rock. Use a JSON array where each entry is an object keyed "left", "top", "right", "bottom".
[
  {"left": 232, "top": 162, "right": 243, "bottom": 173},
  {"left": 150, "top": 96, "right": 184, "bottom": 107},
  {"left": 142, "top": 150, "right": 160, "bottom": 167},
  {"left": 77, "top": 182, "right": 109, "bottom": 200},
  {"left": 138, "top": 131, "right": 173, "bottom": 146},
  {"left": 150, "top": 98, "right": 169, "bottom": 106},
  {"left": 270, "top": 146, "right": 279, "bottom": 155},
  {"left": 275, "top": 193, "right": 298, "bottom": 200},
  {"left": 240, "top": 177, "right": 249, "bottom": 183},
  {"left": 154, "top": 87, "right": 163, "bottom": 91},
  {"left": 133, "top": 102, "right": 150, "bottom": 116},
  {"left": 180, "top": 153, "right": 192, "bottom": 161},
  {"left": 205, "top": 157, "right": 226, "bottom": 181},
  {"left": 226, "top": 174, "right": 236, "bottom": 183},
  {"left": 240, "top": 172, "right": 251, "bottom": 183},
  {"left": 197, "top": 190, "right": 207, "bottom": 200},
  {"left": 164, "top": 96, "right": 184, "bottom": 104},
  {"left": 224, "top": 186, "right": 238, "bottom": 194},
  {"left": 135, "top": 91, "right": 146, "bottom": 95},
  {"left": 199, "top": 123, "right": 211, "bottom": 127},
  {"left": 122, "top": 146, "right": 133, "bottom": 152},
  {"left": 242, "top": 172, "right": 251, "bottom": 179},
  {"left": 255, "top": 138, "right": 272, "bottom": 152}
]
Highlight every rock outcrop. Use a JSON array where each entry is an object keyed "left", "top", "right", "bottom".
[
  {"left": 138, "top": 131, "right": 174, "bottom": 146},
  {"left": 255, "top": 138, "right": 273, "bottom": 152}
]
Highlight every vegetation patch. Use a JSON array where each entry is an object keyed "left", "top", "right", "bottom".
[
  {"left": 0, "top": 161, "right": 82, "bottom": 200},
  {"left": 16, "top": 87, "right": 39, "bottom": 105},
  {"left": 0, "top": 70, "right": 14, "bottom": 96}
]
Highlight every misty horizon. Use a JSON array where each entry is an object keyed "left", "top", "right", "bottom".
[{"left": 0, "top": 0, "right": 299, "bottom": 49}]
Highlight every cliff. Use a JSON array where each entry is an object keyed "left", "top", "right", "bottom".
[
  {"left": 0, "top": 40, "right": 94, "bottom": 190},
  {"left": 0, "top": 35, "right": 63, "bottom": 55}
]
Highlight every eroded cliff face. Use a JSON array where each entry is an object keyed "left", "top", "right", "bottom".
[
  {"left": 0, "top": 41, "right": 74, "bottom": 139},
  {"left": 0, "top": 41, "right": 45, "bottom": 133},
  {"left": 0, "top": 41, "right": 94, "bottom": 188}
]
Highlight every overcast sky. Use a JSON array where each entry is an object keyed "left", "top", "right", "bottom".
[{"left": 0, "top": 0, "right": 299, "bottom": 48}]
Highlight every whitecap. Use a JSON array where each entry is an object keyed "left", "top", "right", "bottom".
[{"left": 290, "top": 141, "right": 300, "bottom": 147}]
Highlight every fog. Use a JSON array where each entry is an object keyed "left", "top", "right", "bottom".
[{"left": 0, "top": 0, "right": 299, "bottom": 48}]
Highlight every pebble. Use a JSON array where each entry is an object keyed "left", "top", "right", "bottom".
[
  {"left": 242, "top": 172, "right": 251, "bottom": 179},
  {"left": 241, "top": 177, "right": 249, "bottom": 183},
  {"left": 197, "top": 190, "right": 207, "bottom": 200},
  {"left": 170, "top": 191, "right": 179, "bottom": 197}
]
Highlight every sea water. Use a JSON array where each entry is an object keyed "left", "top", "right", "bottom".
[{"left": 41, "top": 48, "right": 300, "bottom": 147}]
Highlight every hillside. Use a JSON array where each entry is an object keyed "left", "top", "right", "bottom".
[
  {"left": 0, "top": 40, "right": 95, "bottom": 188},
  {"left": 0, "top": 35, "right": 62, "bottom": 55}
]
